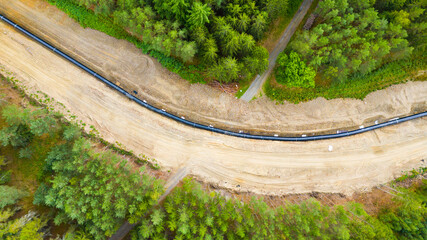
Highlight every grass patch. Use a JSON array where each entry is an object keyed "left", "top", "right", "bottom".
[
  {"left": 235, "top": 84, "right": 250, "bottom": 98},
  {"left": 395, "top": 167, "right": 427, "bottom": 183},
  {"left": 235, "top": 76, "right": 254, "bottom": 98}
]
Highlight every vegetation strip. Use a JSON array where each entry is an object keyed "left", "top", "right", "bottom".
[{"left": 1, "top": 13, "right": 426, "bottom": 141}]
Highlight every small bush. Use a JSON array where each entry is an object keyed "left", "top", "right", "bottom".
[
  {"left": 0, "top": 170, "right": 11, "bottom": 185},
  {"left": 275, "top": 51, "right": 316, "bottom": 88},
  {"left": 0, "top": 185, "right": 27, "bottom": 209}
]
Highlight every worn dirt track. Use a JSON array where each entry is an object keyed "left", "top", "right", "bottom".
[
  {"left": 1, "top": 19, "right": 426, "bottom": 195},
  {"left": 1, "top": 0, "right": 426, "bottom": 136},
  {"left": 241, "top": 0, "right": 314, "bottom": 101}
]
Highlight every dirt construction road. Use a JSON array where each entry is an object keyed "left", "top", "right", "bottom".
[
  {"left": 1, "top": 0, "right": 426, "bottom": 136},
  {"left": 1, "top": 19, "right": 426, "bottom": 195}
]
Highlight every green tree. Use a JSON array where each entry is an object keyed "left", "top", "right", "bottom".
[
  {"left": 238, "top": 33, "right": 255, "bottom": 56},
  {"left": 378, "top": 193, "right": 427, "bottom": 239},
  {"left": 250, "top": 12, "right": 268, "bottom": 40},
  {"left": 201, "top": 38, "right": 219, "bottom": 64},
  {"left": 215, "top": 22, "right": 233, "bottom": 43},
  {"left": 179, "top": 41, "right": 197, "bottom": 62},
  {"left": 0, "top": 209, "right": 46, "bottom": 239},
  {"left": 375, "top": 0, "right": 407, "bottom": 11},
  {"left": 191, "top": 26, "right": 208, "bottom": 44},
  {"left": 0, "top": 186, "right": 27, "bottom": 209},
  {"left": 266, "top": 0, "right": 288, "bottom": 20},
  {"left": 236, "top": 13, "right": 251, "bottom": 33},
  {"left": 187, "top": 2, "right": 212, "bottom": 28},
  {"left": 209, "top": 57, "right": 240, "bottom": 83},
  {"left": 223, "top": 31, "right": 240, "bottom": 56},
  {"left": 241, "top": 46, "right": 269, "bottom": 78}
]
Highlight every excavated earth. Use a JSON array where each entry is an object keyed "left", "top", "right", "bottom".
[
  {"left": 0, "top": 0, "right": 426, "bottom": 195},
  {"left": 1, "top": 0, "right": 426, "bottom": 135}
]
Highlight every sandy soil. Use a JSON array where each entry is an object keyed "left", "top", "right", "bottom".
[
  {"left": 1, "top": 0, "right": 426, "bottom": 136},
  {"left": 1, "top": 20, "right": 426, "bottom": 195}
]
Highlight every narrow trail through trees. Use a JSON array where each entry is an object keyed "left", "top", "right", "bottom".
[
  {"left": 241, "top": 0, "right": 314, "bottom": 101},
  {"left": 109, "top": 167, "right": 189, "bottom": 240}
]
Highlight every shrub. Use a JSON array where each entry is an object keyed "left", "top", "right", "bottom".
[
  {"left": 276, "top": 51, "right": 316, "bottom": 88},
  {"left": 0, "top": 185, "right": 27, "bottom": 209}
]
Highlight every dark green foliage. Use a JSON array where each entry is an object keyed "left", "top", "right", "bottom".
[
  {"left": 375, "top": 0, "right": 408, "bottom": 12},
  {"left": 0, "top": 104, "right": 164, "bottom": 239},
  {"left": 32, "top": 183, "right": 50, "bottom": 206},
  {"left": 0, "top": 105, "right": 34, "bottom": 148},
  {"left": 41, "top": 139, "right": 164, "bottom": 238},
  {"left": 49, "top": 0, "right": 278, "bottom": 83},
  {"left": 345, "top": 202, "right": 396, "bottom": 239},
  {"left": 377, "top": 182, "right": 427, "bottom": 239},
  {"left": 132, "top": 179, "right": 427, "bottom": 239},
  {"left": 47, "top": 0, "right": 205, "bottom": 83},
  {"left": 266, "top": 0, "right": 289, "bottom": 20},
  {"left": 0, "top": 170, "right": 11, "bottom": 185},
  {"left": 287, "top": 0, "right": 304, "bottom": 15},
  {"left": 290, "top": 0, "right": 413, "bottom": 82},
  {"left": 276, "top": 51, "right": 316, "bottom": 88},
  {"left": 267, "top": 0, "right": 426, "bottom": 103},
  {"left": 241, "top": 46, "right": 269, "bottom": 79},
  {"left": 376, "top": 0, "right": 427, "bottom": 53},
  {"left": 0, "top": 185, "right": 28, "bottom": 209},
  {"left": 0, "top": 105, "right": 60, "bottom": 150},
  {"left": 209, "top": 57, "right": 240, "bottom": 83},
  {"left": 187, "top": 2, "right": 212, "bottom": 28},
  {"left": 0, "top": 156, "right": 11, "bottom": 184}
]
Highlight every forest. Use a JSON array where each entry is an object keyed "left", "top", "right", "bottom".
[
  {"left": 65, "top": 0, "right": 296, "bottom": 83},
  {"left": 268, "top": 0, "right": 426, "bottom": 102},
  {"left": 48, "top": 0, "right": 427, "bottom": 103},
  {"left": 0, "top": 74, "right": 426, "bottom": 239},
  {"left": 46, "top": 0, "right": 307, "bottom": 83}
]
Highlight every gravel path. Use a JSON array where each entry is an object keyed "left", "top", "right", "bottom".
[{"left": 241, "top": 0, "right": 314, "bottom": 101}]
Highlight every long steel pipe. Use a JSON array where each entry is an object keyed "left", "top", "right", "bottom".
[{"left": 1, "top": 13, "right": 426, "bottom": 141}]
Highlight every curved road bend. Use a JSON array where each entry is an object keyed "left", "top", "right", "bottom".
[
  {"left": 1, "top": 14, "right": 427, "bottom": 198},
  {"left": 1, "top": 13, "right": 426, "bottom": 141},
  {"left": 241, "top": 0, "right": 314, "bottom": 101}
]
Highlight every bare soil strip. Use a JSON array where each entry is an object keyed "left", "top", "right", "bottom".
[
  {"left": 1, "top": 0, "right": 426, "bottom": 135},
  {"left": 0, "top": 20, "right": 426, "bottom": 195}
]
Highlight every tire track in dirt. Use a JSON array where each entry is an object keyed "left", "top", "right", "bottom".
[
  {"left": 0, "top": 5, "right": 426, "bottom": 195},
  {"left": 1, "top": 0, "right": 426, "bottom": 135}
]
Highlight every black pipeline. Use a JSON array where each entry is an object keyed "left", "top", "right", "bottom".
[{"left": 1, "top": 13, "right": 426, "bottom": 141}]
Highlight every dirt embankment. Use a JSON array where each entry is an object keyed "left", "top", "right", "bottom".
[
  {"left": 1, "top": 17, "right": 426, "bottom": 195},
  {"left": 1, "top": 0, "right": 426, "bottom": 136}
]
